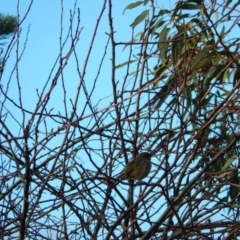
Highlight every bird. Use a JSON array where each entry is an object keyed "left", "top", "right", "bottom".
[{"left": 120, "top": 152, "right": 152, "bottom": 180}]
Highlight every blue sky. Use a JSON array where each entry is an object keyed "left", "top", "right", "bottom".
[
  {"left": 0, "top": 1, "right": 142, "bottom": 108},
  {"left": 0, "top": 1, "right": 156, "bottom": 147},
  {"left": 0, "top": 0, "right": 169, "bottom": 160},
  {"left": 0, "top": 2, "right": 161, "bottom": 237},
  {"left": 1, "top": 1, "right": 238, "bottom": 238},
  {"left": 0, "top": 0, "right": 173, "bottom": 223}
]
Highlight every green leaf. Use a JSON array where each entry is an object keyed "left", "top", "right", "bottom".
[
  {"left": 222, "top": 0, "right": 232, "bottom": 14},
  {"left": 143, "top": 0, "right": 149, "bottom": 5},
  {"left": 130, "top": 10, "right": 149, "bottom": 28},
  {"left": 229, "top": 169, "right": 239, "bottom": 200},
  {"left": 212, "top": 53, "right": 220, "bottom": 65},
  {"left": 127, "top": 71, "right": 137, "bottom": 76},
  {"left": 149, "top": 18, "right": 165, "bottom": 36},
  {"left": 223, "top": 155, "right": 237, "bottom": 169},
  {"left": 190, "top": 48, "right": 210, "bottom": 69},
  {"left": 181, "top": 3, "right": 203, "bottom": 10},
  {"left": 158, "top": 25, "right": 170, "bottom": 63},
  {"left": 123, "top": 1, "right": 143, "bottom": 15},
  {"left": 205, "top": 66, "right": 225, "bottom": 84},
  {"left": 220, "top": 25, "right": 225, "bottom": 38},
  {"left": 233, "top": 68, "right": 240, "bottom": 86},
  {"left": 115, "top": 60, "right": 136, "bottom": 70},
  {"left": 0, "top": 14, "right": 18, "bottom": 36}
]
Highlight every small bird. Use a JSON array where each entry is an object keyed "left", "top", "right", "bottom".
[{"left": 120, "top": 152, "right": 152, "bottom": 180}]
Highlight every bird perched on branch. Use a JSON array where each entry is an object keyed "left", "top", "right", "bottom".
[{"left": 120, "top": 152, "right": 152, "bottom": 180}]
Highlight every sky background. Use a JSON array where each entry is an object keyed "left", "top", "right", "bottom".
[
  {"left": 1, "top": 1, "right": 141, "bottom": 109},
  {"left": 0, "top": 0, "right": 174, "bottom": 161},
  {"left": 1, "top": 0, "right": 237, "bottom": 115},
  {"left": 1, "top": 1, "right": 238, "bottom": 238},
  {"left": 0, "top": 1, "right": 145, "bottom": 146},
  {"left": 0, "top": 1, "right": 174, "bottom": 126},
  {"left": 1, "top": 1, "right": 167, "bottom": 237}
]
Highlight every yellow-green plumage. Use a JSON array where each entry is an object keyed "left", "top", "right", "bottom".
[{"left": 120, "top": 152, "right": 152, "bottom": 180}]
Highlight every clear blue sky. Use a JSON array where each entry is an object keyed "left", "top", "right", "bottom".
[
  {"left": 1, "top": 2, "right": 165, "bottom": 237},
  {"left": 0, "top": 1, "right": 160, "bottom": 145},
  {"left": 1, "top": 1, "right": 146, "bottom": 110},
  {"left": 0, "top": 0, "right": 173, "bottom": 158}
]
